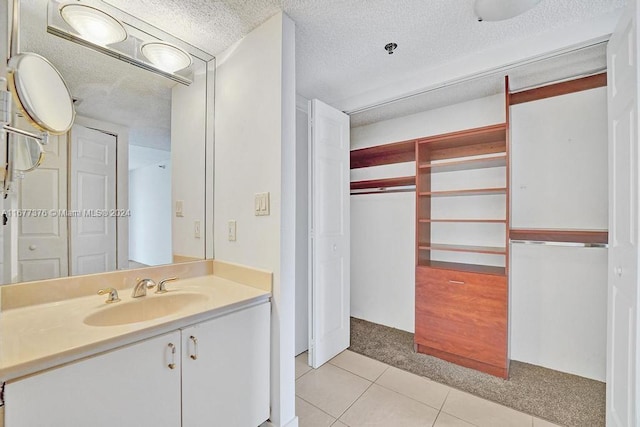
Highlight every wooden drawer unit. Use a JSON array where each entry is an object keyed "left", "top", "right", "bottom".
[{"left": 415, "top": 265, "right": 509, "bottom": 378}]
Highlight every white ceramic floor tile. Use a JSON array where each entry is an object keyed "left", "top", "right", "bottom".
[
  {"left": 534, "top": 417, "right": 562, "bottom": 427},
  {"left": 339, "top": 384, "right": 440, "bottom": 427},
  {"left": 375, "top": 366, "right": 450, "bottom": 409},
  {"left": 296, "top": 363, "right": 371, "bottom": 418},
  {"left": 434, "top": 412, "right": 477, "bottom": 427},
  {"left": 442, "top": 389, "right": 532, "bottom": 427},
  {"left": 296, "top": 397, "right": 336, "bottom": 427},
  {"left": 328, "top": 350, "right": 389, "bottom": 381},
  {"left": 296, "top": 352, "right": 313, "bottom": 379}
]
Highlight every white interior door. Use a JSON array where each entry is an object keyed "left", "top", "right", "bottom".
[
  {"left": 309, "top": 99, "right": 350, "bottom": 368},
  {"left": 607, "top": 2, "right": 640, "bottom": 425},
  {"left": 16, "top": 117, "right": 68, "bottom": 282},
  {"left": 70, "top": 125, "right": 117, "bottom": 275}
]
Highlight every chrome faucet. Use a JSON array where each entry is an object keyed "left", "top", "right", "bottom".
[
  {"left": 156, "top": 277, "right": 178, "bottom": 294},
  {"left": 97, "top": 287, "right": 120, "bottom": 303},
  {"left": 132, "top": 278, "right": 156, "bottom": 298}
]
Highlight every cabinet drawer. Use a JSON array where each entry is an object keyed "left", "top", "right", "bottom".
[{"left": 415, "top": 266, "right": 507, "bottom": 367}]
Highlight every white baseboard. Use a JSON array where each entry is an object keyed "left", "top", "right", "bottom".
[{"left": 261, "top": 415, "right": 299, "bottom": 427}]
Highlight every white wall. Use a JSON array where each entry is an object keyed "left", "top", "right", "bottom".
[
  {"left": 171, "top": 61, "right": 206, "bottom": 260},
  {"left": 510, "top": 88, "right": 608, "bottom": 381},
  {"left": 214, "top": 13, "right": 297, "bottom": 427},
  {"left": 350, "top": 94, "right": 505, "bottom": 333},
  {"left": 129, "top": 159, "right": 172, "bottom": 266}
]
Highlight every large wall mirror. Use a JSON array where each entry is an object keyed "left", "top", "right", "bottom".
[{"left": 0, "top": 0, "right": 214, "bottom": 285}]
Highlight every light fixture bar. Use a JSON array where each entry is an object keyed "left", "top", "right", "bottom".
[{"left": 46, "top": 25, "right": 192, "bottom": 86}]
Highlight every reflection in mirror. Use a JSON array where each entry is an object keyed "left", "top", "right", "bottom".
[
  {"left": 0, "top": 0, "right": 212, "bottom": 285},
  {"left": 12, "top": 135, "right": 43, "bottom": 172}
]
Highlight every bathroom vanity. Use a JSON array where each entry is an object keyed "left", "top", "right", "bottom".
[{"left": 0, "top": 261, "right": 271, "bottom": 427}]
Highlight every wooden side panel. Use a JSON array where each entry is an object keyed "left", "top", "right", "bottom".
[{"left": 415, "top": 266, "right": 508, "bottom": 372}]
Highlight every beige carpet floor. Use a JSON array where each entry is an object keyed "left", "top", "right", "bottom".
[{"left": 349, "top": 317, "right": 605, "bottom": 427}]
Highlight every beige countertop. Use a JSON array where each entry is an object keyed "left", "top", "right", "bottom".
[{"left": 0, "top": 274, "right": 270, "bottom": 382}]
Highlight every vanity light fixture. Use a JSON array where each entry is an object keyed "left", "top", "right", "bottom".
[
  {"left": 141, "top": 41, "right": 193, "bottom": 73},
  {"left": 474, "top": 0, "right": 542, "bottom": 22},
  {"left": 60, "top": 3, "right": 127, "bottom": 46}
]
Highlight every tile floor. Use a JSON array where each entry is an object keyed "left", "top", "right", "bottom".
[{"left": 295, "top": 350, "right": 563, "bottom": 427}]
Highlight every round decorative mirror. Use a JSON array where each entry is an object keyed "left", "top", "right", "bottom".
[
  {"left": 12, "top": 135, "right": 44, "bottom": 172},
  {"left": 7, "top": 52, "right": 75, "bottom": 135}
]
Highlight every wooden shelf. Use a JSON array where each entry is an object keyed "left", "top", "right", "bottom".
[
  {"left": 419, "top": 155, "right": 507, "bottom": 173},
  {"left": 351, "top": 139, "right": 415, "bottom": 169},
  {"left": 418, "top": 243, "right": 507, "bottom": 255},
  {"left": 351, "top": 176, "right": 415, "bottom": 190},
  {"left": 419, "top": 219, "right": 506, "bottom": 224},
  {"left": 419, "top": 187, "right": 507, "bottom": 197},
  {"left": 510, "top": 73, "right": 607, "bottom": 106},
  {"left": 510, "top": 228, "right": 608, "bottom": 244},
  {"left": 417, "top": 260, "right": 506, "bottom": 276},
  {"left": 416, "top": 124, "right": 507, "bottom": 161}
]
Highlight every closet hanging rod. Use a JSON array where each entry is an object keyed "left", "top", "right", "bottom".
[
  {"left": 350, "top": 186, "right": 415, "bottom": 196},
  {"left": 510, "top": 239, "right": 608, "bottom": 248}
]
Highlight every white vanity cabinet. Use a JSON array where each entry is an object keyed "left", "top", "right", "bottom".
[
  {"left": 3, "top": 301, "right": 271, "bottom": 427},
  {"left": 4, "top": 331, "right": 182, "bottom": 427},
  {"left": 181, "top": 301, "right": 271, "bottom": 427}
]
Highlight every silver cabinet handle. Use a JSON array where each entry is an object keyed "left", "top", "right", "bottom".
[
  {"left": 167, "top": 343, "right": 176, "bottom": 369},
  {"left": 189, "top": 335, "right": 198, "bottom": 360},
  {"left": 448, "top": 280, "right": 465, "bottom": 285}
]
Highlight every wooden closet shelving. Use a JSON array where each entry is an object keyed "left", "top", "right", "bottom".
[{"left": 414, "top": 78, "right": 511, "bottom": 379}]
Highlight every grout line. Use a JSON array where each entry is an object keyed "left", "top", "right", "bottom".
[
  {"left": 328, "top": 360, "right": 385, "bottom": 383},
  {"left": 295, "top": 395, "right": 338, "bottom": 423},
  {"left": 295, "top": 365, "right": 314, "bottom": 381},
  {"left": 372, "top": 379, "right": 448, "bottom": 412},
  {"left": 335, "top": 380, "right": 375, "bottom": 422}
]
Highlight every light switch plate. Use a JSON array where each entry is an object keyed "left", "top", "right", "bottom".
[
  {"left": 254, "top": 192, "right": 270, "bottom": 216},
  {"left": 194, "top": 221, "right": 201, "bottom": 239},
  {"left": 175, "top": 200, "right": 184, "bottom": 217},
  {"left": 228, "top": 220, "right": 236, "bottom": 241}
]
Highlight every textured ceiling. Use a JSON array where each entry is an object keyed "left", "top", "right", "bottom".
[
  {"left": 288, "top": 0, "right": 624, "bottom": 107},
  {"left": 20, "top": 0, "right": 625, "bottom": 139},
  {"left": 105, "top": 0, "right": 624, "bottom": 110}
]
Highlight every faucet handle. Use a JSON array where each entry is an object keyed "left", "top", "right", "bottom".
[
  {"left": 156, "top": 277, "right": 178, "bottom": 294},
  {"left": 98, "top": 288, "right": 120, "bottom": 303}
]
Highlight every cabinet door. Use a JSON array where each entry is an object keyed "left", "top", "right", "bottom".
[
  {"left": 182, "top": 302, "right": 270, "bottom": 427},
  {"left": 4, "top": 331, "right": 181, "bottom": 427},
  {"left": 415, "top": 266, "right": 507, "bottom": 368}
]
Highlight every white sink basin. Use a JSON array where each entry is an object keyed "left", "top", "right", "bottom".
[{"left": 84, "top": 293, "right": 208, "bottom": 327}]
